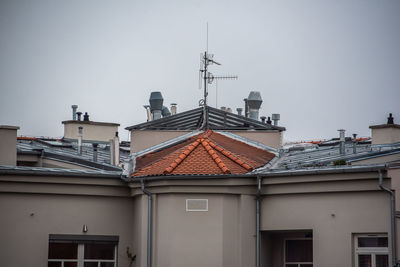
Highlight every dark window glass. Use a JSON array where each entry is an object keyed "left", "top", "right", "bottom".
[
  {"left": 285, "top": 239, "right": 313, "bottom": 262},
  {"left": 84, "top": 244, "right": 114, "bottom": 260},
  {"left": 48, "top": 243, "right": 78, "bottom": 259},
  {"left": 358, "top": 254, "right": 372, "bottom": 267},
  {"left": 84, "top": 263, "right": 98, "bottom": 267},
  {"left": 301, "top": 265, "right": 313, "bottom": 267},
  {"left": 101, "top": 263, "right": 114, "bottom": 267},
  {"left": 48, "top": 262, "right": 61, "bottom": 267},
  {"left": 285, "top": 265, "right": 298, "bottom": 267},
  {"left": 64, "top": 263, "right": 77, "bottom": 267},
  {"left": 376, "top": 255, "right": 389, "bottom": 267},
  {"left": 358, "top": 237, "right": 388, "bottom": 248}
]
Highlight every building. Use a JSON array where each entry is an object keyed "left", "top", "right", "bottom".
[{"left": 1, "top": 94, "right": 400, "bottom": 267}]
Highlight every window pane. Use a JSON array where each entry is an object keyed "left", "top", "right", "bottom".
[
  {"left": 101, "top": 263, "right": 114, "bottom": 267},
  {"left": 84, "top": 244, "right": 115, "bottom": 259},
  {"left": 358, "top": 237, "right": 388, "bottom": 247},
  {"left": 48, "top": 262, "right": 61, "bottom": 267},
  {"left": 64, "top": 263, "right": 77, "bottom": 267},
  {"left": 285, "top": 240, "right": 313, "bottom": 262},
  {"left": 84, "top": 263, "right": 98, "bottom": 267},
  {"left": 48, "top": 243, "right": 78, "bottom": 259},
  {"left": 376, "top": 255, "right": 389, "bottom": 267},
  {"left": 358, "top": 254, "right": 372, "bottom": 267}
]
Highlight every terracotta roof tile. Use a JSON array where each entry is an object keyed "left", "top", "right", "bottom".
[{"left": 132, "top": 130, "right": 275, "bottom": 177}]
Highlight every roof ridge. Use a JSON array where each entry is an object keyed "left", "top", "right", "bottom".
[
  {"left": 200, "top": 138, "right": 231, "bottom": 174},
  {"left": 163, "top": 139, "right": 201, "bottom": 174},
  {"left": 207, "top": 140, "right": 253, "bottom": 171}
]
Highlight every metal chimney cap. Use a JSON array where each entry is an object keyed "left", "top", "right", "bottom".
[
  {"left": 271, "top": 114, "right": 280, "bottom": 120},
  {"left": 247, "top": 91, "right": 263, "bottom": 109},
  {"left": 149, "top": 91, "right": 164, "bottom": 111},
  {"left": 71, "top": 105, "right": 78, "bottom": 108}
]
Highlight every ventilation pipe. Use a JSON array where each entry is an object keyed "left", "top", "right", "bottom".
[
  {"left": 76, "top": 112, "right": 82, "bottom": 121},
  {"left": 352, "top": 134, "right": 357, "bottom": 154},
  {"left": 170, "top": 103, "right": 177, "bottom": 115},
  {"left": 83, "top": 112, "right": 89, "bottom": 121},
  {"left": 244, "top": 98, "right": 248, "bottom": 118},
  {"left": 260, "top": 116, "right": 266, "bottom": 123},
  {"left": 221, "top": 106, "right": 226, "bottom": 111},
  {"left": 266, "top": 116, "right": 272, "bottom": 125},
  {"left": 149, "top": 92, "right": 163, "bottom": 120},
  {"left": 78, "top": 126, "right": 83, "bottom": 155},
  {"left": 71, "top": 105, "right": 78, "bottom": 120},
  {"left": 110, "top": 132, "right": 120, "bottom": 165},
  {"left": 162, "top": 106, "right": 171, "bottom": 117},
  {"left": 144, "top": 105, "right": 152, "bottom": 122},
  {"left": 92, "top": 143, "right": 98, "bottom": 162},
  {"left": 271, "top": 113, "right": 280, "bottom": 126},
  {"left": 338, "top": 129, "right": 345, "bottom": 155},
  {"left": 236, "top": 108, "right": 243, "bottom": 116},
  {"left": 246, "top": 91, "right": 263, "bottom": 120},
  {"left": 388, "top": 113, "right": 394, "bottom": 124}
]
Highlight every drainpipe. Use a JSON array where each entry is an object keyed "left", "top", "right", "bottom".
[
  {"left": 378, "top": 169, "right": 397, "bottom": 267},
  {"left": 141, "top": 180, "right": 152, "bottom": 267},
  {"left": 256, "top": 176, "right": 262, "bottom": 267}
]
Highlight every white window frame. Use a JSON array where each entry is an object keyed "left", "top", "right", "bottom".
[
  {"left": 186, "top": 199, "right": 208, "bottom": 211},
  {"left": 354, "top": 234, "right": 389, "bottom": 267},
  {"left": 283, "top": 238, "right": 313, "bottom": 267},
  {"left": 48, "top": 236, "right": 118, "bottom": 267}
]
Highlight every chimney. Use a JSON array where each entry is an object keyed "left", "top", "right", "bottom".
[
  {"left": 144, "top": 105, "right": 152, "bottom": 122},
  {"left": 271, "top": 114, "right": 280, "bottom": 126},
  {"left": 352, "top": 134, "right": 357, "bottom": 154},
  {"left": 0, "top": 125, "right": 19, "bottom": 166},
  {"left": 246, "top": 91, "right": 263, "bottom": 120},
  {"left": 370, "top": 113, "right": 400, "bottom": 145},
  {"left": 267, "top": 117, "right": 272, "bottom": 125},
  {"left": 221, "top": 106, "right": 226, "bottom": 111},
  {"left": 83, "top": 112, "right": 89, "bottom": 121},
  {"left": 76, "top": 112, "right": 82, "bottom": 121},
  {"left": 226, "top": 107, "right": 232, "bottom": 113},
  {"left": 78, "top": 126, "right": 83, "bottom": 155},
  {"left": 236, "top": 108, "right": 243, "bottom": 116},
  {"left": 260, "top": 116, "right": 266, "bottom": 123},
  {"left": 149, "top": 91, "right": 163, "bottom": 120},
  {"left": 170, "top": 103, "right": 177, "bottom": 115},
  {"left": 72, "top": 105, "right": 78, "bottom": 120},
  {"left": 110, "top": 132, "right": 120, "bottom": 166},
  {"left": 92, "top": 143, "right": 98, "bottom": 162},
  {"left": 338, "top": 129, "right": 345, "bottom": 155}
]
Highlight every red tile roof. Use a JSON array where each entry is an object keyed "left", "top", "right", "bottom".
[{"left": 132, "top": 130, "right": 275, "bottom": 177}]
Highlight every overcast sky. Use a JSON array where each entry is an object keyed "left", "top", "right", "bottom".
[{"left": 0, "top": 0, "right": 399, "bottom": 142}]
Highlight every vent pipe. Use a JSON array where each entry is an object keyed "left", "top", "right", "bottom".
[
  {"left": 92, "top": 143, "right": 98, "bottom": 162},
  {"left": 271, "top": 114, "right": 280, "bottom": 126},
  {"left": 247, "top": 91, "right": 263, "bottom": 120},
  {"left": 144, "top": 105, "right": 152, "bottom": 122},
  {"left": 236, "top": 108, "right": 243, "bottom": 116},
  {"left": 260, "top": 116, "right": 266, "bottom": 123},
  {"left": 76, "top": 112, "right": 82, "bottom": 121},
  {"left": 162, "top": 106, "right": 171, "bottom": 117},
  {"left": 221, "top": 106, "right": 226, "bottom": 111},
  {"left": 72, "top": 105, "right": 78, "bottom": 120},
  {"left": 149, "top": 91, "right": 164, "bottom": 120},
  {"left": 170, "top": 103, "right": 177, "bottom": 115},
  {"left": 226, "top": 107, "right": 232, "bottom": 113},
  {"left": 78, "top": 126, "right": 83, "bottom": 155},
  {"left": 352, "top": 134, "right": 357, "bottom": 154},
  {"left": 338, "top": 129, "right": 345, "bottom": 155},
  {"left": 388, "top": 113, "right": 394, "bottom": 124},
  {"left": 83, "top": 112, "right": 89, "bottom": 121},
  {"left": 267, "top": 117, "right": 272, "bottom": 125}
]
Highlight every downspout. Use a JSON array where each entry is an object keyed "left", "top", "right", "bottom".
[
  {"left": 378, "top": 169, "right": 397, "bottom": 267},
  {"left": 141, "top": 180, "right": 152, "bottom": 267},
  {"left": 256, "top": 176, "right": 262, "bottom": 267}
]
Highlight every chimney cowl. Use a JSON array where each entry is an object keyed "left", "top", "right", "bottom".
[
  {"left": 388, "top": 113, "right": 394, "bottom": 124},
  {"left": 76, "top": 112, "right": 82, "bottom": 121},
  {"left": 162, "top": 106, "right": 171, "bottom": 117},
  {"left": 149, "top": 91, "right": 164, "bottom": 112},
  {"left": 83, "top": 112, "right": 89, "bottom": 121},
  {"left": 236, "top": 108, "right": 243, "bottom": 116},
  {"left": 267, "top": 116, "right": 272, "bottom": 125},
  {"left": 247, "top": 91, "right": 263, "bottom": 120},
  {"left": 170, "top": 103, "right": 177, "bottom": 115},
  {"left": 260, "top": 116, "right": 266, "bottom": 123}
]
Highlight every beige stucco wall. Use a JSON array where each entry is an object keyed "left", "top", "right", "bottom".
[
  {"left": 371, "top": 127, "right": 400, "bottom": 145},
  {"left": 0, "top": 126, "right": 19, "bottom": 165},
  {"left": 64, "top": 122, "right": 119, "bottom": 142},
  {"left": 227, "top": 131, "right": 282, "bottom": 149},
  {"left": 130, "top": 130, "right": 191, "bottom": 153}
]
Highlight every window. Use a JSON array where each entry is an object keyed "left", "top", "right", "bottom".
[
  {"left": 284, "top": 238, "right": 313, "bottom": 267},
  {"left": 48, "top": 235, "right": 118, "bottom": 267},
  {"left": 354, "top": 234, "right": 389, "bottom": 267}
]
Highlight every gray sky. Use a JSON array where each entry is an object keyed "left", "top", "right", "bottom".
[{"left": 1, "top": 0, "right": 399, "bottom": 142}]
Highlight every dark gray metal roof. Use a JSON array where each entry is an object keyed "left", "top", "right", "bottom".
[
  {"left": 0, "top": 165, "right": 122, "bottom": 177},
  {"left": 125, "top": 106, "right": 286, "bottom": 131}
]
